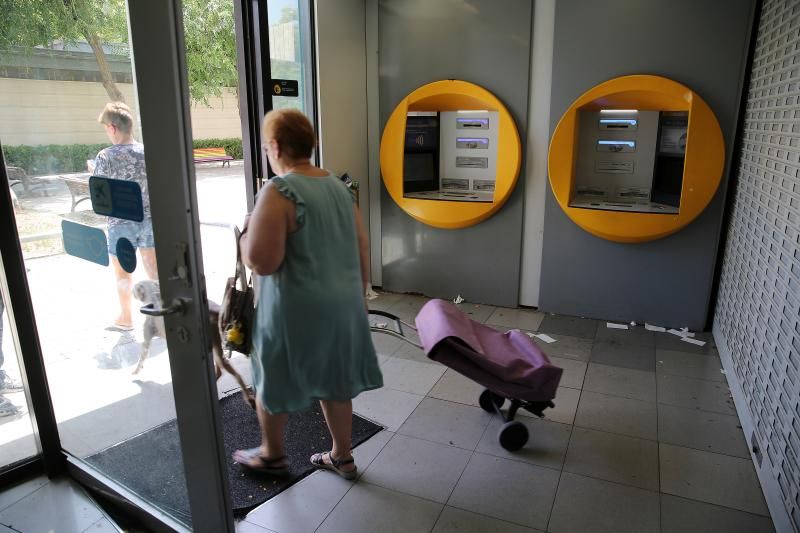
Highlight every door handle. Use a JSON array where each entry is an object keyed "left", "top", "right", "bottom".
[{"left": 140, "top": 297, "right": 191, "bottom": 317}]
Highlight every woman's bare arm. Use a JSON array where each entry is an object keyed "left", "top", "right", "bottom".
[{"left": 240, "top": 183, "right": 292, "bottom": 275}]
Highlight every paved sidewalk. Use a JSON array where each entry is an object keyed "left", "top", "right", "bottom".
[{"left": 1, "top": 163, "right": 250, "bottom": 466}]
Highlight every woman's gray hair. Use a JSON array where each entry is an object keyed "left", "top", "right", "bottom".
[{"left": 98, "top": 101, "right": 134, "bottom": 134}]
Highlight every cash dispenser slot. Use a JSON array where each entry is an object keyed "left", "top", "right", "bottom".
[
  {"left": 456, "top": 117, "right": 490, "bottom": 129},
  {"left": 599, "top": 118, "right": 638, "bottom": 130}
]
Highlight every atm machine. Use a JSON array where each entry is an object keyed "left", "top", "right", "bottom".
[
  {"left": 402, "top": 111, "right": 499, "bottom": 203},
  {"left": 570, "top": 109, "right": 689, "bottom": 214},
  {"left": 548, "top": 74, "right": 724, "bottom": 243},
  {"left": 380, "top": 79, "right": 521, "bottom": 230}
]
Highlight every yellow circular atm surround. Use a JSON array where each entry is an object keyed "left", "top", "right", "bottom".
[
  {"left": 548, "top": 75, "right": 725, "bottom": 242},
  {"left": 380, "top": 80, "right": 522, "bottom": 229}
]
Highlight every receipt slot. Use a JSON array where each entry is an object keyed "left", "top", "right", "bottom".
[
  {"left": 548, "top": 75, "right": 724, "bottom": 242},
  {"left": 380, "top": 80, "right": 521, "bottom": 229}
]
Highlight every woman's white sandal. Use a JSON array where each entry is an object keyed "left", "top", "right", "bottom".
[{"left": 310, "top": 451, "right": 357, "bottom": 480}]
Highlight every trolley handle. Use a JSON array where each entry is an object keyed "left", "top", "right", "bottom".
[
  {"left": 367, "top": 309, "right": 422, "bottom": 349},
  {"left": 368, "top": 309, "right": 417, "bottom": 336}
]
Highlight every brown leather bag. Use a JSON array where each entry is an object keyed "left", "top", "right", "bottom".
[{"left": 218, "top": 226, "right": 255, "bottom": 355}]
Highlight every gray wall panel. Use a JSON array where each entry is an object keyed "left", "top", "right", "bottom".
[
  {"left": 539, "top": 0, "right": 756, "bottom": 330},
  {"left": 715, "top": 0, "right": 800, "bottom": 528},
  {"left": 378, "top": 0, "right": 532, "bottom": 307}
]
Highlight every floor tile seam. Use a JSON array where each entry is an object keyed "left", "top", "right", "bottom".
[
  {"left": 654, "top": 368, "right": 727, "bottom": 384},
  {"left": 662, "top": 492, "right": 776, "bottom": 521},
  {"left": 381, "top": 354, "right": 446, "bottom": 372},
  {"left": 395, "top": 425, "right": 486, "bottom": 454},
  {"left": 571, "top": 418, "right": 658, "bottom": 443},
  {"left": 579, "top": 385, "right": 658, "bottom": 405},
  {"left": 654, "top": 398, "right": 735, "bottom": 417},
  {"left": 591, "top": 338, "right": 657, "bottom": 350},
  {"left": 354, "top": 477, "right": 447, "bottom": 508},
  {"left": 655, "top": 349, "right": 662, "bottom": 533},
  {"left": 658, "top": 486, "right": 772, "bottom": 518},
  {"left": 0, "top": 522, "right": 22, "bottom": 533},
  {"left": 545, "top": 401, "right": 578, "bottom": 532},
  {"left": 445, "top": 499, "right": 542, "bottom": 531},
  {"left": 310, "top": 477, "right": 362, "bottom": 533},
  {"left": 381, "top": 381, "right": 439, "bottom": 398},
  {"left": 438, "top": 446, "right": 477, "bottom": 525},
  {"left": 427, "top": 505, "right": 448, "bottom": 533},
  {"left": 0, "top": 481, "right": 51, "bottom": 515},
  {"left": 558, "top": 467, "right": 663, "bottom": 496},
  {"left": 657, "top": 441, "right": 759, "bottom": 462},
  {"left": 587, "top": 360, "right": 657, "bottom": 376},
  {"left": 542, "top": 332, "right": 596, "bottom": 341},
  {"left": 80, "top": 516, "right": 117, "bottom": 533},
  {"left": 240, "top": 517, "right": 277, "bottom": 533},
  {"left": 418, "top": 394, "right": 497, "bottom": 418},
  {"left": 467, "top": 443, "right": 566, "bottom": 474}
]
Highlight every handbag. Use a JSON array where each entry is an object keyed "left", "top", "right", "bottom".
[{"left": 219, "top": 226, "right": 255, "bottom": 355}]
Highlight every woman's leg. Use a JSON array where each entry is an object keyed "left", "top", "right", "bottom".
[
  {"left": 139, "top": 247, "right": 158, "bottom": 280},
  {"left": 257, "top": 396, "right": 288, "bottom": 459},
  {"left": 111, "top": 256, "right": 133, "bottom": 328},
  {"left": 319, "top": 399, "right": 355, "bottom": 472}
]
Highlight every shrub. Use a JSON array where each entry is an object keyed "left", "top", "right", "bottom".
[
  {"left": 192, "top": 138, "right": 243, "bottom": 160},
  {"left": 4, "top": 144, "right": 108, "bottom": 176},
  {"left": 3, "top": 137, "right": 244, "bottom": 176}
]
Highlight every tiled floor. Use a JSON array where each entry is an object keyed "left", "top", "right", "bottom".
[
  {"left": 0, "top": 476, "right": 121, "bottom": 532},
  {"left": 237, "top": 293, "right": 775, "bottom": 533},
  {"left": 0, "top": 293, "right": 776, "bottom": 532}
]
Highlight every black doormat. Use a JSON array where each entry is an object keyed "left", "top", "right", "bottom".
[{"left": 85, "top": 392, "right": 384, "bottom": 521}]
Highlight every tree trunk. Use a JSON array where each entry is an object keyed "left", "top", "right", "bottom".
[{"left": 82, "top": 28, "right": 125, "bottom": 102}]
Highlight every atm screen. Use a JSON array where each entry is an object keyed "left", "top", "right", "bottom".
[
  {"left": 405, "top": 115, "right": 439, "bottom": 150},
  {"left": 403, "top": 152, "right": 438, "bottom": 193}
]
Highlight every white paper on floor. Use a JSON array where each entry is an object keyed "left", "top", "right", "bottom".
[
  {"left": 667, "top": 328, "right": 695, "bottom": 338},
  {"left": 528, "top": 332, "right": 557, "bottom": 343},
  {"left": 374, "top": 322, "right": 388, "bottom": 329},
  {"left": 606, "top": 322, "right": 629, "bottom": 329},
  {"left": 680, "top": 336, "right": 706, "bottom": 346},
  {"left": 645, "top": 323, "right": 666, "bottom": 332},
  {"left": 453, "top": 294, "right": 464, "bottom": 304}
]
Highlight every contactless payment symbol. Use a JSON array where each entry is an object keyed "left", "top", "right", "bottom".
[
  {"left": 116, "top": 238, "right": 137, "bottom": 273},
  {"left": 61, "top": 220, "right": 109, "bottom": 267}
]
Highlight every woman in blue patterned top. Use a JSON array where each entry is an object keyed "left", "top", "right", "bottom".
[{"left": 93, "top": 102, "right": 158, "bottom": 332}]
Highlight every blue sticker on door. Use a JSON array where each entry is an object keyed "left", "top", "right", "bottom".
[
  {"left": 116, "top": 238, "right": 137, "bottom": 273},
  {"left": 62, "top": 220, "right": 109, "bottom": 266},
  {"left": 90, "top": 175, "right": 144, "bottom": 222}
]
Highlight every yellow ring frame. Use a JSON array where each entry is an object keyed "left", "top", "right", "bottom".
[
  {"left": 548, "top": 75, "right": 725, "bottom": 242},
  {"left": 380, "top": 80, "right": 522, "bottom": 229}
]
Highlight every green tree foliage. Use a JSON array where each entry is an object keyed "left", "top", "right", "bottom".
[
  {"left": 0, "top": 0, "right": 129, "bottom": 101},
  {"left": 182, "top": 0, "right": 238, "bottom": 105},
  {"left": 0, "top": 0, "right": 240, "bottom": 105},
  {"left": 279, "top": 6, "right": 298, "bottom": 24}
]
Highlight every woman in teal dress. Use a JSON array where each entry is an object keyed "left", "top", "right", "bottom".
[{"left": 233, "top": 108, "right": 382, "bottom": 479}]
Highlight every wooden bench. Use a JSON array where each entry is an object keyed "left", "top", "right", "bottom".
[
  {"left": 57, "top": 173, "right": 91, "bottom": 212},
  {"left": 192, "top": 147, "right": 233, "bottom": 167}
]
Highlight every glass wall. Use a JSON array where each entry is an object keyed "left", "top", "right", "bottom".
[
  {"left": 0, "top": 254, "right": 38, "bottom": 473},
  {"left": 0, "top": 1, "right": 193, "bottom": 525},
  {"left": 267, "top": 0, "right": 315, "bottom": 116}
]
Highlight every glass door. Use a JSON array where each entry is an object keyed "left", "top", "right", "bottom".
[{"left": 0, "top": 0, "right": 233, "bottom": 529}]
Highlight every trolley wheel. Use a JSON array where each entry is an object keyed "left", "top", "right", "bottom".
[
  {"left": 479, "top": 389, "right": 505, "bottom": 413},
  {"left": 498, "top": 421, "right": 529, "bottom": 451}
]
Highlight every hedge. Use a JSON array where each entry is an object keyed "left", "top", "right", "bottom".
[{"left": 3, "top": 137, "right": 243, "bottom": 176}]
